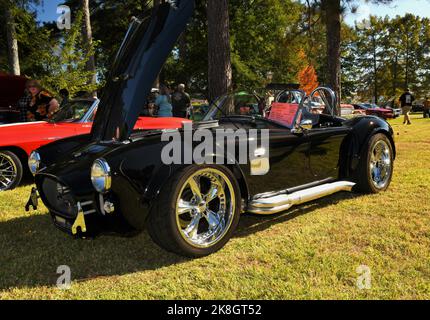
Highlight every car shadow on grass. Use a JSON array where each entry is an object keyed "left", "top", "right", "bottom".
[
  {"left": 0, "top": 191, "right": 362, "bottom": 291},
  {"left": 18, "top": 175, "right": 35, "bottom": 188},
  {"left": 236, "top": 191, "right": 362, "bottom": 238},
  {"left": 0, "top": 213, "right": 190, "bottom": 291}
]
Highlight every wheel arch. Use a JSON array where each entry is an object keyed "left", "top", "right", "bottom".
[
  {"left": 358, "top": 127, "right": 396, "bottom": 160},
  {"left": 118, "top": 140, "right": 251, "bottom": 228},
  {"left": 224, "top": 163, "right": 249, "bottom": 206},
  {"left": 127, "top": 161, "right": 249, "bottom": 231},
  {"left": 146, "top": 162, "right": 249, "bottom": 205},
  {"left": 373, "top": 128, "right": 396, "bottom": 159},
  {"left": 340, "top": 117, "right": 396, "bottom": 179}
]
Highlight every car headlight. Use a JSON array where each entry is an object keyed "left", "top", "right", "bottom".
[
  {"left": 28, "top": 151, "right": 41, "bottom": 175},
  {"left": 91, "top": 158, "right": 112, "bottom": 193}
]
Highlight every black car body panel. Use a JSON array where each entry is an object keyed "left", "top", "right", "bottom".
[{"left": 35, "top": 111, "right": 395, "bottom": 236}]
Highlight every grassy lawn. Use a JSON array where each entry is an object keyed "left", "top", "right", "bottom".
[{"left": 0, "top": 114, "right": 429, "bottom": 300}]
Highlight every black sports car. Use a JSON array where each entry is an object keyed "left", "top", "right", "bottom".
[{"left": 27, "top": 0, "right": 396, "bottom": 257}]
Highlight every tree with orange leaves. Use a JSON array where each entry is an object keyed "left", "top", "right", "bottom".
[{"left": 298, "top": 64, "right": 319, "bottom": 95}]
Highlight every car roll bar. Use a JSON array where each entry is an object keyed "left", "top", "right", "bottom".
[{"left": 309, "top": 87, "right": 337, "bottom": 117}]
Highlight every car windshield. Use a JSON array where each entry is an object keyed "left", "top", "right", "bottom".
[
  {"left": 202, "top": 91, "right": 308, "bottom": 128},
  {"left": 51, "top": 100, "right": 94, "bottom": 123},
  {"left": 202, "top": 92, "right": 263, "bottom": 121},
  {"left": 361, "top": 103, "right": 379, "bottom": 109},
  {"left": 277, "top": 90, "right": 303, "bottom": 104}
]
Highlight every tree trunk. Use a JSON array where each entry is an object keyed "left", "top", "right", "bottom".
[
  {"left": 5, "top": 6, "right": 20, "bottom": 75},
  {"left": 207, "top": 0, "right": 232, "bottom": 102},
  {"left": 372, "top": 33, "right": 378, "bottom": 104},
  {"left": 322, "top": 0, "right": 341, "bottom": 114},
  {"left": 153, "top": 0, "right": 162, "bottom": 88},
  {"left": 392, "top": 52, "right": 398, "bottom": 96},
  {"left": 405, "top": 33, "right": 410, "bottom": 89},
  {"left": 82, "top": 0, "right": 97, "bottom": 88},
  {"left": 179, "top": 32, "right": 187, "bottom": 61}
]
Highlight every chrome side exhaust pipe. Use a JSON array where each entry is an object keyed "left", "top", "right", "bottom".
[{"left": 247, "top": 181, "right": 356, "bottom": 215}]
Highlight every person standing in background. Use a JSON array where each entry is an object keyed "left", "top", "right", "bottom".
[
  {"left": 26, "top": 80, "right": 59, "bottom": 121},
  {"left": 266, "top": 90, "right": 275, "bottom": 106},
  {"left": 399, "top": 88, "right": 415, "bottom": 125},
  {"left": 172, "top": 83, "right": 191, "bottom": 118},
  {"left": 155, "top": 84, "right": 173, "bottom": 117}
]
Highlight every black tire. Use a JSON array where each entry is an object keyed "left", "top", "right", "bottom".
[
  {"left": 0, "top": 150, "right": 23, "bottom": 191},
  {"left": 146, "top": 165, "right": 241, "bottom": 257},
  {"left": 355, "top": 133, "right": 394, "bottom": 194}
]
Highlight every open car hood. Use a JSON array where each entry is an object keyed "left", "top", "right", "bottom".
[{"left": 91, "top": 0, "right": 195, "bottom": 142}]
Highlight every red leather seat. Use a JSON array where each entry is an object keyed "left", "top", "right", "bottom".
[{"left": 268, "top": 103, "right": 299, "bottom": 127}]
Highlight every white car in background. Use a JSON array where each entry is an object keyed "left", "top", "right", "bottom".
[
  {"left": 381, "top": 99, "right": 401, "bottom": 118},
  {"left": 340, "top": 104, "right": 366, "bottom": 117}
]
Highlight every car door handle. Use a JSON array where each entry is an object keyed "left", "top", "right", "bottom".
[{"left": 250, "top": 148, "right": 270, "bottom": 176}]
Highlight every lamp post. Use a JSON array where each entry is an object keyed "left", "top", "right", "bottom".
[{"left": 266, "top": 71, "right": 274, "bottom": 84}]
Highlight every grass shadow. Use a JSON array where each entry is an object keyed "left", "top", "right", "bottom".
[
  {"left": 0, "top": 191, "right": 363, "bottom": 291},
  {"left": 18, "top": 175, "right": 34, "bottom": 188},
  {"left": 0, "top": 213, "right": 188, "bottom": 291}
]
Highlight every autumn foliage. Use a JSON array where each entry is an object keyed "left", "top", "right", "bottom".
[{"left": 298, "top": 64, "right": 319, "bottom": 95}]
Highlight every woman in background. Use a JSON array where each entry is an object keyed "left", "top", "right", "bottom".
[
  {"left": 26, "top": 80, "right": 59, "bottom": 121},
  {"left": 155, "top": 84, "right": 173, "bottom": 117}
]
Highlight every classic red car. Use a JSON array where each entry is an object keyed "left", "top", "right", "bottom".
[
  {"left": 353, "top": 103, "right": 394, "bottom": 120},
  {"left": 0, "top": 97, "right": 189, "bottom": 191}
]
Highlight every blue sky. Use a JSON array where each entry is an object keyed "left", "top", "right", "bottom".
[
  {"left": 344, "top": 0, "right": 430, "bottom": 25},
  {"left": 36, "top": 0, "right": 64, "bottom": 23},
  {"left": 36, "top": 0, "right": 430, "bottom": 24}
]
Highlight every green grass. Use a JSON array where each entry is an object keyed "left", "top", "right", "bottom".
[{"left": 0, "top": 114, "right": 429, "bottom": 300}]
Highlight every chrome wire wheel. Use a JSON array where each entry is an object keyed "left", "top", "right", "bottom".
[
  {"left": 0, "top": 153, "right": 18, "bottom": 191},
  {"left": 175, "top": 168, "right": 236, "bottom": 249},
  {"left": 369, "top": 140, "right": 392, "bottom": 189}
]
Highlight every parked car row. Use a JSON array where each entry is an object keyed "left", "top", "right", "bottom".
[
  {"left": 353, "top": 103, "right": 396, "bottom": 120},
  {"left": 412, "top": 102, "right": 424, "bottom": 113}
]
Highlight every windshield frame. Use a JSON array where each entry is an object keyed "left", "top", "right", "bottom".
[
  {"left": 50, "top": 99, "right": 99, "bottom": 124},
  {"left": 202, "top": 92, "right": 263, "bottom": 122},
  {"left": 201, "top": 90, "right": 307, "bottom": 130}
]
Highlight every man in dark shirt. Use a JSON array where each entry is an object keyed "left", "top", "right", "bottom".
[
  {"left": 171, "top": 84, "right": 191, "bottom": 118},
  {"left": 399, "top": 88, "right": 415, "bottom": 125}
]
